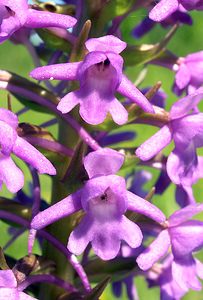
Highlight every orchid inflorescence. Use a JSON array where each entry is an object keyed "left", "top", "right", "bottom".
[{"left": 0, "top": 1, "right": 203, "bottom": 299}]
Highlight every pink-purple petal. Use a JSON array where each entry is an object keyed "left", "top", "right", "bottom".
[
  {"left": 12, "top": 137, "right": 56, "bottom": 175},
  {"left": 3, "top": 0, "right": 28, "bottom": 24},
  {"left": 170, "top": 88, "right": 203, "bottom": 119},
  {"left": 85, "top": 35, "right": 126, "bottom": 54},
  {"left": 172, "top": 257, "right": 202, "bottom": 291},
  {"left": 120, "top": 216, "right": 143, "bottom": 249},
  {"left": 83, "top": 148, "right": 124, "bottom": 178},
  {"left": 79, "top": 89, "right": 109, "bottom": 125},
  {"left": 25, "top": 9, "right": 77, "bottom": 29},
  {"left": 67, "top": 215, "right": 93, "bottom": 255},
  {"left": 0, "top": 120, "right": 17, "bottom": 155},
  {"left": 136, "top": 230, "right": 170, "bottom": 271},
  {"left": 149, "top": 0, "right": 179, "bottom": 22},
  {"left": 0, "top": 288, "right": 19, "bottom": 299},
  {"left": 136, "top": 125, "right": 172, "bottom": 161},
  {"left": 109, "top": 98, "right": 128, "bottom": 125},
  {"left": 31, "top": 191, "right": 82, "bottom": 230},
  {"left": 175, "top": 64, "right": 191, "bottom": 89},
  {"left": 0, "top": 155, "right": 24, "bottom": 193},
  {"left": 168, "top": 204, "right": 203, "bottom": 227},
  {"left": 19, "top": 291, "right": 38, "bottom": 300},
  {"left": 196, "top": 259, "right": 203, "bottom": 280},
  {"left": 186, "top": 51, "right": 203, "bottom": 62},
  {"left": 77, "top": 51, "right": 108, "bottom": 82},
  {"left": 126, "top": 191, "right": 166, "bottom": 223},
  {"left": 91, "top": 219, "right": 122, "bottom": 260},
  {"left": 166, "top": 145, "right": 198, "bottom": 186},
  {"left": 117, "top": 75, "right": 154, "bottom": 113},
  {"left": 170, "top": 220, "right": 203, "bottom": 257},
  {"left": 106, "top": 52, "right": 124, "bottom": 85},
  {"left": 57, "top": 91, "right": 80, "bottom": 114},
  {"left": 30, "top": 62, "right": 80, "bottom": 81},
  {"left": 0, "top": 108, "right": 18, "bottom": 129},
  {"left": 0, "top": 270, "right": 17, "bottom": 288}
]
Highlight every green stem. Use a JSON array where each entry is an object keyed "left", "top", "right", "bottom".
[{"left": 39, "top": 118, "right": 81, "bottom": 300}]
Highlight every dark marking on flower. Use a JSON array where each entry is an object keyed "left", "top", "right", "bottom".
[
  {"left": 5, "top": 6, "right": 15, "bottom": 17},
  {"left": 100, "top": 193, "right": 108, "bottom": 201}
]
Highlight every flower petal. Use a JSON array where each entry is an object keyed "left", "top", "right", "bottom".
[
  {"left": 127, "top": 191, "right": 166, "bottom": 223},
  {"left": 120, "top": 216, "right": 143, "bottom": 249},
  {"left": 68, "top": 215, "right": 93, "bottom": 255},
  {"left": 196, "top": 259, "right": 203, "bottom": 280},
  {"left": 175, "top": 185, "right": 196, "bottom": 207},
  {"left": 57, "top": 91, "right": 80, "bottom": 114},
  {"left": 91, "top": 220, "right": 122, "bottom": 260},
  {"left": 0, "top": 288, "right": 19, "bottom": 299},
  {"left": 172, "top": 257, "right": 202, "bottom": 291},
  {"left": 136, "top": 230, "right": 170, "bottom": 271},
  {"left": 77, "top": 51, "right": 108, "bottom": 82},
  {"left": 12, "top": 137, "right": 56, "bottom": 175},
  {"left": 136, "top": 125, "right": 172, "bottom": 161},
  {"left": 168, "top": 204, "right": 203, "bottom": 227},
  {"left": 109, "top": 98, "right": 128, "bottom": 125},
  {"left": 79, "top": 89, "right": 109, "bottom": 125},
  {"left": 31, "top": 191, "right": 82, "bottom": 230},
  {"left": 166, "top": 145, "right": 198, "bottom": 186},
  {"left": 186, "top": 51, "right": 203, "bottom": 62},
  {"left": 0, "top": 155, "right": 24, "bottom": 193},
  {"left": 0, "top": 270, "right": 17, "bottom": 288},
  {"left": 172, "top": 113, "right": 203, "bottom": 148},
  {"left": 0, "top": 108, "right": 18, "bottom": 128},
  {"left": 149, "top": 0, "right": 179, "bottom": 22},
  {"left": 30, "top": 62, "right": 80, "bottom": 81},
  {"left": 2, "top": 0, "right": 28, "bottom": 24},
  {"left": 81, "top": 175, "right": 127, "bottom": 214},
  {"left": 0, "top": 120, "right": 17, "bottom": 155},
  {"left": 175, "top": 64, "right": 191, "bottom": 90},
  {"left": 170, "top": 87, "right": 203, "bottom": 119},
  {"left": 19, "top": 291, "right": 38, "bottom": 300},
  {"left": 85, "top": 35, "right": 126, "bottom": 54},
  {"left": 117, "top": 75, "right": 154, "bottom": 113},
  {"left": 25, "top": 9, "right": 77, "bottom": 29},
  {"left": 84, "top": 148, "right": 124, "bottom": 178},
  {"left": 170, "top": 220, "right": 203, "bottom": 257}
]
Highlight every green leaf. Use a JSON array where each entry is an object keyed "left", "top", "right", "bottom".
[
  {"left": 86, "top": 0, "right": 134, "bottom": 36},
  {"left": 0, "top": 70, "right": 58, "bottom": 113},
  {"left": 0, "top": 198, "right": 31, "bottom": 220},
  {"left": 36, "top": 28, "right": 72, "bottom": 52},
  {"left": 61, "top": 141, "right": 87, "bottom": 192},
  {"left": 85, "top": 257, "right": 137, "bottom": 282},
  {"left": 122, "top": 25, "right": 178, "bottom": 67},
  {"left": 0, "top": 248, "right": 9, "bottom": 270},
  {"left": 84, "top": 276, "right": 111, "bottom": 300}
]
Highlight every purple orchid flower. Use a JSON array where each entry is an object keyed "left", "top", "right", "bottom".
[
  {"left": 137, "top": 204, "right": 203, "bottom": 293},
  {"left": 147, "top": 255, "right": 188, "bottom": 300},
  {"left": 0, "top": 269, "right": 37, "bottom": 300},
  {"left": 31, "top": 148, "right": 165, "bottom": 260},
  {"left": 136, "top": 89, "right": 203, "bottom": 188},
  {"left": 0, "top": 0, "right": 77, "bottom": 44},
  {"left": 133, "top": 11, "right": 192, "bottom": 39},
  {"left": 0, "top": 108, "right": 56, "bottom": 193},
  {"left": 30, "top": 35, "right": 154, "bottom": 125},
  {"left": 173, "top": 52, "right": 203, "bottom": 95},
  {"left": 155, "top": 168, "right": 196, "bottom": 207},
  {"left": 149, "top": 0, "right": 203, "bottom": 22}
]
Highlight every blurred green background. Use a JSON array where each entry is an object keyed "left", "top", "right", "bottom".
[{"left": 0, "top": 6, "right": 203, "bottom": 300}]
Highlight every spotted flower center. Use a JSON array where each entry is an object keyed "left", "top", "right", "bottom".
[{"left": 89, "top": 188, "right": 120, "bottom": 220}]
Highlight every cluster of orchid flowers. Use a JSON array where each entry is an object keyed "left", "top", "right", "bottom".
[{"left": 0, "top": 0, "right": 203, "bottom": 300}]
